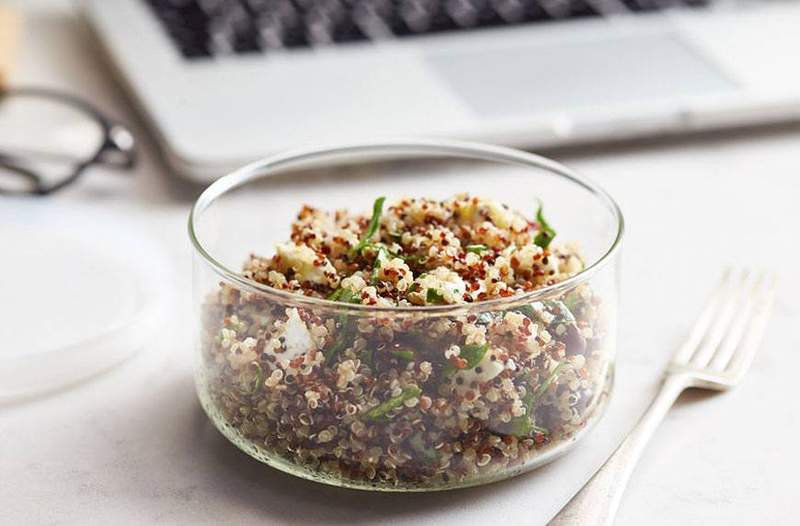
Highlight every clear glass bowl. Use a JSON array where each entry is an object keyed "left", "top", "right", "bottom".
[{"left": 189, "top": 140, "right": 624, "bottom": 491}]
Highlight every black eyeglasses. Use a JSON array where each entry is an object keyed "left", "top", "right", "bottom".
[{"left": 0, "top": 87, "right": 137, "bottom": 195}]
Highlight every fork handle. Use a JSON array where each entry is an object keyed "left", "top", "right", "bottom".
[{"left": 548, "top": 374, "right": 689, "bottom": 526}]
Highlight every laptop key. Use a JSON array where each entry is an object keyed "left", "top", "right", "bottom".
[
  {"left": 351, "top": 0, "right": 396, "bottom": 39},
  {"left": 210, "top": 4, "right": 262, "bottom": 53}
]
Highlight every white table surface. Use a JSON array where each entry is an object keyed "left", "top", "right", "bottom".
[{"left": 2, "top": 2, "right": 799, "bottom": 524}]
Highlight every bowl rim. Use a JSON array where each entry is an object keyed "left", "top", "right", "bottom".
[{"left": 188, "top": 138, "right": 624, "bottom": 314}]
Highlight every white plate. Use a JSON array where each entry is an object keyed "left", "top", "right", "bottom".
[{"left": 0, "top": 201, "right": 171, "bottom": 400}]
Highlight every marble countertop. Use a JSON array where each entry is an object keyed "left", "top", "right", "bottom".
[{"left": 2, "top": 2, "right": 799, "bottom": 524}]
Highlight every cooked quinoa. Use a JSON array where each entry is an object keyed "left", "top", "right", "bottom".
[{"left": 198, "top": 194, "right": 613, "bottom": 490}]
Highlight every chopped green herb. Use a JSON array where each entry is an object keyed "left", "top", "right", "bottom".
[
  {"left": 362, "top": 385, "right": 422, "bottom": 421},
  {"left": 328, "top": 287, "right": 361, "bottom": 304},
  {"left": 327, "top": 288, "right": 344, "bottom": 301},
  {"left": 533, "top": 202, "right": 556, "bottom": 250},
  {"left": 370, "top": 245, "right": 390, "bottom": 284},
  {"left": 460, "top": 343, "right": 489, "bottom": 368},
  {"left": 443, "top": 343, "right": 489, "bottom": 376},
  {"left": 324, "top": 332, "right": 350, "bottom": 365},
  {"left": 533, "top": 361, "right": 566, "bottom": 400},
  {"left": 390, "top": 350, "right": 415, "bottom": 361},
  {"left": 465, "top": 244, "right": 488, "bottom": 254},
  {"left": 515, "top": 300, "right": 575, "bottom": 324},
  {"left": 324, "top": 288, "right": 362, "bottom": 363},
  {"left": 509, "top": 361, "right": 565, "bottom": 436},
  {"left": 510, "top": 413, "right": 549, "bottom": 437},
  {"left": 563, "top": 293, "right": 580, "bottom": 313},
  {"left": 426, "top": 288, "right": 446, "bottom": 304},
  {"left": 349, "top": 196, "right": 386, "bottom": 257},
  {"left": 407, "top": 282, "right": 419, "bottom": 294},
  {"left": 248, "top": 362, "right": 264, "bottom": 394},
  {"left": 400, "top": 253, "right": 427, "bottom": 265},
  {"left": 514, "top": 304, "right": 536, "bottom": 319},
  {"left": 509, "top": 394, "right": 535, "bottom": 436}
]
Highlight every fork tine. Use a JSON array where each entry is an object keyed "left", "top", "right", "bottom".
[
  {"left": 726, "top": 272, "right": 777, "bottom": 379},
  {"left": 708, "top": 271, "right": 764, "bottom": 371},
  {"left": 672, "top": 269, "right": 733, "bottom": 365},
  {"left": 689, "top": 269, "right": 754, "bottom": 368}
]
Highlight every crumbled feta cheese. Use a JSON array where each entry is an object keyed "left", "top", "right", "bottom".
[
  {"left": 414, "top": 266, "right": 466, "bottom": 304},
  {"left": 340, "top": 273, "right": 368, "bottom": 292},
  {"left": 452, "top": 347, "right": 505, "bottom": 394},
  {"left": 275, "top": 242, "right": 339, "bottom": 287},
  {"left": 485, "top": 200, "right": 514, "bottom": 229},
  {"left": 279, "top": 307, "right": 316, "bottom": 361},
  {"left": 445, "top": 344, "right": 461, "bottom": 359}
]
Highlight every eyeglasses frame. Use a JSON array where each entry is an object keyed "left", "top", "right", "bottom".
[{"left": 0, "top": 86, "right": 137, "bottom": 195}]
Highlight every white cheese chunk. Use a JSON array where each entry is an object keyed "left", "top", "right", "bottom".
[
  {"left": 416, "top": 266, "right": 467, "bottom": 304},
  {"left": 280, "top": 308, "right": 315, "bottom": 361},
  {"left": 452, "top": 347, "right": 505, "bottom": 395},
  {"left": 275, "top": 242, "right": 338, "bottom": 287},
  {"left": 485, "top": 200, "right": 514, "bottom": 229}
]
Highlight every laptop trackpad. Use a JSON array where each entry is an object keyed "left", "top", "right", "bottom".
[{"left": 428, "top": 32, "right": 737, "bottom": 118}]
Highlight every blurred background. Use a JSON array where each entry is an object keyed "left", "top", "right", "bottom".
[
  {"left": 6, "top": 0, "right": 800, "bottom": 194},
  {"left": 2, "top": 1, "right": 799, "bottom": 525}
]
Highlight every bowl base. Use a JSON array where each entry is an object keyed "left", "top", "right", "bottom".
[{"left": 195, "top": 365, "right": 614, "bottom": 492}]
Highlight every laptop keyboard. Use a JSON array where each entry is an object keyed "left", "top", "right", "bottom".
[{"left": 144, "top": 0, "right": 711, "bottom": 59}]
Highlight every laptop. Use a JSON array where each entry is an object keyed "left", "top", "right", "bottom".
[{"left": 82, "top": 0, "right": 800, "bottom": 182}]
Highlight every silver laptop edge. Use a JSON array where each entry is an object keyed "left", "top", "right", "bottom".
[{"left": 82, "top": 1, "right": 800, "bottom": 182}]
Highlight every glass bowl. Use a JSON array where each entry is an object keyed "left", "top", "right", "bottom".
[{"left": 189, "top": 140, "right": 624, "bottom": 492}]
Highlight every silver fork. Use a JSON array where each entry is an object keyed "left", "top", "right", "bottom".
[{"left": 549, "top": 269, "right": 777, "bottom": 526}]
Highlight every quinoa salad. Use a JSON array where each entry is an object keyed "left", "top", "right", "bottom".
[{"left": 198, "top": 194, "right": 614, "bottom": 490}]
